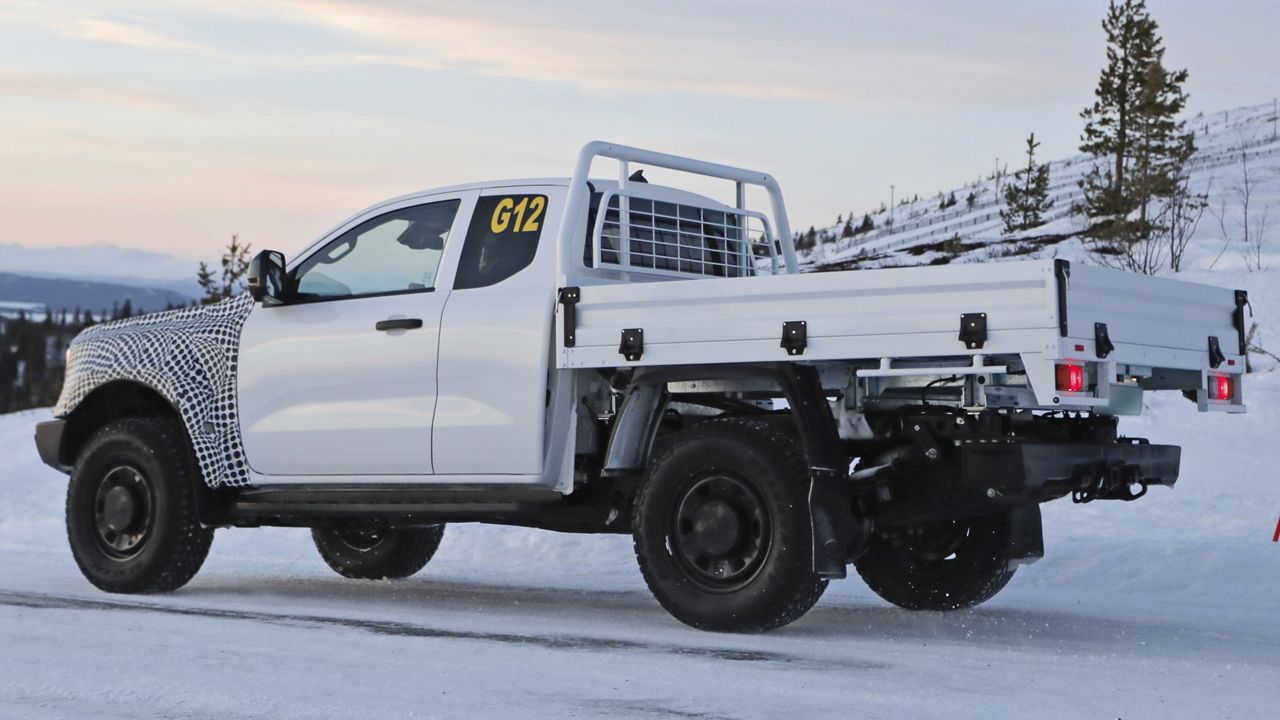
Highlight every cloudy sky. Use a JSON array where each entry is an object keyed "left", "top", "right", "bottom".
[{"left": 1, "top": 0, "right": 1276, "bottom": 261}]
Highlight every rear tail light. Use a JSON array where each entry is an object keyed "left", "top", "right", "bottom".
[
  {"left": 1055, "top": 363, "right": 1085, "bottom": 393},
  {"left": 1209, "top": 375, "right": 1233, "bottom": 401}
]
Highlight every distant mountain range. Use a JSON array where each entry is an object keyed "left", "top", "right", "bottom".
[
  {"left": 0, "top": 242, "right": 203, "bottom": 297},
  {"left": 0, "top": 242, "right": 203, "bottom": 316},
  {"left": 0, "top": 273, "right": 197, "bottom": 317}
]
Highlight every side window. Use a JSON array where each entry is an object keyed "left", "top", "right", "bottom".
[
  {"left": 454, "top": 194, "right": 546, "bottom": 290},
  {"left": 293, "top": 199, "right": 461, "bottom": 301}
]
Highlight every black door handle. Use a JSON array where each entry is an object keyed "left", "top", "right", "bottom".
[{"left": 375, "top": 318, "right": 424, "bottom": 331}]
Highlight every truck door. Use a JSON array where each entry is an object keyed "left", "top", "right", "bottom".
[
  {"left": 431, "top": 187, "right": 561, "bottom": 476},
  {"left": 237, "top": 191, "right": 477, "bottom": 478}
]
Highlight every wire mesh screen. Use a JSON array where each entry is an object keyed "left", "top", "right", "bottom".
[{"left": 594, "top": 194, "right": 778, "bottom": 278}]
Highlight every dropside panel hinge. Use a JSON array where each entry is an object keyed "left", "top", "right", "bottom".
[
  {"left": 619, "top": 328, "right": 644, "bottom": 362},
  {"left": 959, "top": 312, "right": 988, "bottom": 350},
  {"left": 781, "top": 321, "right": 807, "bottom": 356}
]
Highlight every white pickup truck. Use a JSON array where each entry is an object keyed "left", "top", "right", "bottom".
[{"left": 35, "top": 142, "right": 1247, "bottom": 632}]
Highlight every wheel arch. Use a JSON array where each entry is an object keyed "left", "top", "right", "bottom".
[
  {"left": 602, "top": 363, "right": 843, "bottom": 475},
  {"left": 60, "top": 380, "right": 182, "bottom": 468},
  {"left": 603, "top": 362, "right": 854, "bottom": 578},
  {"left": 59, "top": 381, "right": 231, "bottom": 525}
]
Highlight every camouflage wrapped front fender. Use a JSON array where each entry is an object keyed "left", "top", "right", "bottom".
[{"left": 56, "top": 295, "right": 256, "bottom": 488}]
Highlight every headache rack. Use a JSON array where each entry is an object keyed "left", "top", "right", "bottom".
[
  {"left": 590, "top": 188, "right": 780, "bottom": 278},
  {"left": 557, "top": 141, "right": 799, "bottom": 283}
]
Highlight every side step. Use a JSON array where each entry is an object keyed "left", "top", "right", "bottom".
[{"left": 226, "top": 484, "right": 631, "bottom": 534}]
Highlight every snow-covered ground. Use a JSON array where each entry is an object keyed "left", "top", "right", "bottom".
[{"left": 3, "top": 292, "right": 1279, "bottom": 717}]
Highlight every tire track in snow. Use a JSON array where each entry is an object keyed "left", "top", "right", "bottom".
[{"left": 0, "top": 590, "right": 886, "bottom": 671}]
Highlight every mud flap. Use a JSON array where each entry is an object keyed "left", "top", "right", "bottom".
[
  {"left": 808, "top": 469, "right": 850, "bottom": 578},
  {"left": 776, "top": 363, "right": 849, "bottom": 579},
  {"left": 1006, "top": 504, "right": 1044, "bottom": 565}
]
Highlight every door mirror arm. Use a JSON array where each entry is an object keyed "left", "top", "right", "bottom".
[{"left": 247, "top": 249, "right": 290, "bottom": 306}]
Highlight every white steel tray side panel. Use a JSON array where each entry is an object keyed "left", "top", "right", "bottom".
[{"left": 559, "top": 260, "right": 1062, "bottom": 368}]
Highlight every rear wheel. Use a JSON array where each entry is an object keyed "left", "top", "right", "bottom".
[
  {"left": 66, "top": 416, "right": 214, "bottom": 594},
  {"left": 633, "top": 417, "right": 826, "bottom": 633},
  {"left": 854, "top": 512, "right": 1016, "bottom": 611},
  {"left": 312, "top": 525, "right": 445, "bottom": 580}
]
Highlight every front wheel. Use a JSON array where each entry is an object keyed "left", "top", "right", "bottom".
[
  {"left": 66, "top": 416, "right": 214, "bottom": 594},
  {"left": 312, "top": 525, "right": 445, "bottom": 580},
  {"left": 633, "top": 417, "right": 827, "bottom": 633},
  {"left": 854, "top": 512, "right": 1016, "bottom": 611}
]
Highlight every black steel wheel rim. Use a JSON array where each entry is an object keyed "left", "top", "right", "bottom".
[
  {"left": 670, "top": 473, "right": 771, "bottom": 592},
  {"left": 92, "top": 464, "right": 155, "bottom": 560},
  {"left": 889, "top": 520, "right": 972, "bottom": 573},
  {"left": 335, "top": 528, "right": 387, "bottom": 552}
]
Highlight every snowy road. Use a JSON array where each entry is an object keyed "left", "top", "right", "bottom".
[
  {"left": 3, "top": 566, "right": 1277, "bottom": 720},
  {"left": 3, "top": 354, "right": 1279, "bottom": 719}
]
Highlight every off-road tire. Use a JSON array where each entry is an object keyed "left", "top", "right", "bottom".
[
  {"left": 633, "top": 417, "right": 827, "bottom": 633},
  {"left": 855, "top": 512, "right": 1017, "bottom": 611},
  {"left": 312, "top": 525, "right": 445, "bottom": 580},
  {"left": 66, "top": 416, "right": 214, "bottom": 594}
]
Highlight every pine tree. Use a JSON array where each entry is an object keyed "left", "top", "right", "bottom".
[
  {"left": 794, "top": 226, "right": 818, "bottom": 251},
  {"left": 1078, "top": 0, "right": 1194, "bottom": 264},
  {"left": 198, "top": 233, "right": 253, "bottom": 304},
  {"left": 0, "top": 346, "right": 13, "bottom": 411},
  {"left": 196, "top": 263, "right": 216, "bottom": 299},
  {"left": 1001, "top": 133, "right": 1054, "bottom": 234},
  {"left": 841, "top": 219, "right": 854, "bottom": 238},
  {"left": 857, "top": 213, "right": 874, "bottom": 234}
]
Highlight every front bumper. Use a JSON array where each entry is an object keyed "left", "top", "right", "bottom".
[
  {"left": 961, "top": 440, "right": 1181, "bottom": 502},
  {"left": 34, "top": 419, "right": 69, "bottom": 474}
]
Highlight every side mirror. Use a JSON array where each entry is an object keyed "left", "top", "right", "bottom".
[{"left": 247, "top": 250, "right": 288, "bottom": 305}]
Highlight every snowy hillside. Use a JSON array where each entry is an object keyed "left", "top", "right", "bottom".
[{"left": 804, "top": 102, "right": 1280, "bottom": 273}]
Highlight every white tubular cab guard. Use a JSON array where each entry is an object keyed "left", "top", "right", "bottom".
[{"left": 554, "top": 141, "right": 799, "bottom": 282}]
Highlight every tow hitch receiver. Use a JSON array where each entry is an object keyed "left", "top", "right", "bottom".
[
  {"left": 1071, "top": 463, "right": 1147, "bottom": 503},
  {"left": 960, "top": 439, "right": 1180, "bottom": 504}
]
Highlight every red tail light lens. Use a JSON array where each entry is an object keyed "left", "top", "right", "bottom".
[
  {"left": 1056, "top": 363, "right": 1085, "bottom": 393},
  {"left": 1209, "top": 375, "right": 1233, "bottom": 401}
]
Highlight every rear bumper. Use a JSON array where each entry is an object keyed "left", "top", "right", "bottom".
[
  {"left": 34, "top": 419, "right": 70, "bottom": 474},
  {"left": 961, "top": 440, "right": 1180, "bottom": 501}
]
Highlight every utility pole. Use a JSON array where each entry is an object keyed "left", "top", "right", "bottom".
[
  {"left": 889, "top": 184, "right": 895, "bottom": 230},
  {"left": 994, "top": 157, "right": 1002, "bottom": 197},
  {"left": 1273, "top": 97, "right": 1277, "bottom": 141}
]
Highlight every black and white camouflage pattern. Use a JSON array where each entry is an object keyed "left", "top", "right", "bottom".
[{"left": 56, "top": 295, "right": 256, "bottom": 488}]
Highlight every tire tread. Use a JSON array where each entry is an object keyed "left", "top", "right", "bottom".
[
  {"left": 66, "top": 415, "right": 213, "bottom": 594},
  {"left": 312, "top": 525, "right": 445, "bottom": 580},
  {"left": 633, "top": 416, "right": 827, "bottom": 632}
]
